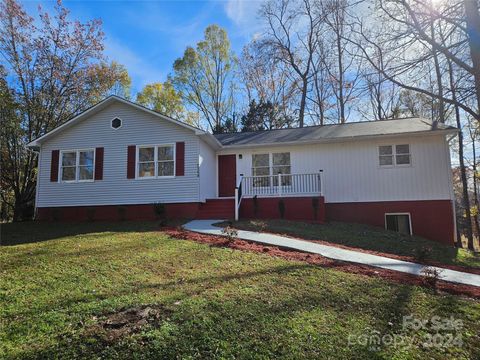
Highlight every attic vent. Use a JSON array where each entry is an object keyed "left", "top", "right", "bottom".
[{"left": 111, "top": 117, "right": 122, "bottom": 129}]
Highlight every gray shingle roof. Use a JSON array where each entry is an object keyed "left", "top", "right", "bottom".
[{"left": 214, "top": 118, "right": 457, "bottom": 147}]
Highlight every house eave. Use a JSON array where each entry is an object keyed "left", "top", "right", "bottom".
[{"left": 217, "top": 128, "right": 459, "bottom": 150}]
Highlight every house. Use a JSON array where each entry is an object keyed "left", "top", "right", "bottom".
[{"left": 27, "top": 96, "right": 458, "bottom": 245}]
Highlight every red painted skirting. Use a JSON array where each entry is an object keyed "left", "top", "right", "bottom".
[
  {"left": 240, "top": 196, "right": 326, "bottom": 222},
  {"left": 326, "top": 200, "right": 455, "bottom": 245},
  {"left": 37, "top": 203, "right": 200, "bottom": 222}
]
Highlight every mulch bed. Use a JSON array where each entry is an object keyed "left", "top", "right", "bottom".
[
  {"left": 163, "top": 227, "right": 480, "bottom": 299},
  {"left": 223, "top": 226, "right": 480, "bottom": 276}
]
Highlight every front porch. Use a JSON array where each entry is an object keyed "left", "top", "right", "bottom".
[{"left": 234, "top": 172, "right": 325, "bottom": 222}]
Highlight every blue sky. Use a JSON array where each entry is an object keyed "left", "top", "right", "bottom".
[{"left": 23, "top": 0, "right": 264, "bottom": 94}]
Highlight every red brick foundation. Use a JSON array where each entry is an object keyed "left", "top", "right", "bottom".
[
  {"left": 325, "top": 200, "right": 455, "bottom": 245},
  {"left": 239, "top": 196, "right": 326, "bottom": 222},
  {"left": 36, "top": 198, "right": 455, "bottom": 245},
  {"left": 36, "top": 203, "right": 201, "bottom": 222}
]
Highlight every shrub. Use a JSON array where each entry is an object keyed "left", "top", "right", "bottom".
[
  {"left": 86, "top": 207, "right": 96, "bottom": 222},
  {"left": 421, "top": 266, "right": 442, "bottom": 293},
  {"left": 221, "top": 226, "right": 238, "bottom": 244},
  {"left": 253, "top": 195, "right": 259, "bottom": 217},
  {"left": 312, "top": 198, "right": 319, "bottom": 220},
  {"left": 414, "top": 245, "right": 432, "bottom": 263},
  {"left": 278, "top": 199, "right": 285, "bottom": 219},
  {"left": 117, "top": 206, "right": 127, "bottom": 221},
  {"left": 152, "top": 202, "right": 166, "bottom": 219}
]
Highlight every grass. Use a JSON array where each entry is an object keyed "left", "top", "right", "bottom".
[
  {"left": 223, "top": 220, "right": 480, "bottom": 269},
  {"left": 0, "top": 221, "right": 479, "bottom": 359}
]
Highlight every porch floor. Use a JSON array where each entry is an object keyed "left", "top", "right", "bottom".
[{"left": 183, "top": 220, "right": 480, "bottom": 288}]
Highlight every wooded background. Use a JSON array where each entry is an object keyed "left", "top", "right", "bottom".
[{"left": 1, "top": 0, "right": 479, "bottom": 249}]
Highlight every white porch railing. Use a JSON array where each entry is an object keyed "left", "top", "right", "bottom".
[{"left": 235, "top": 171, "right": 324, "bottom": 220}]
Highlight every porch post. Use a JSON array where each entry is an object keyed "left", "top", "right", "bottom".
[
  {"left": 319, "top": 170, "right": 324, "bottom": 197},
  {"left": 234, "top": 187, "right": 239, "bottom": 221},
  {"left": 278, "top": 173, "right": 282, "bottom": 197}
]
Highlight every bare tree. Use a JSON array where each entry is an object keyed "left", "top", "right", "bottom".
[
  {"left": 260, "top": 0, "right": 323, "bottom": 127},
  {"left": 448, "top": 58, "right": 474, "bottom": 248},
  {"left": 238, "top": 40, "right": 298, "bottom": 120},
  {"left": 322, "top": 0, "right": 363, "bottom": 123},
  {"left": 465, "top": 115, "right": 480, "bottom": 238},
  {"left": 350, "top": 0, "right": 478, "bottom": 121},
  {"left": 358, "top": 43, "right": 400, "bottom": 120},
  {"left": 308, "top": 35, "right": 334, "bottom": 124}
]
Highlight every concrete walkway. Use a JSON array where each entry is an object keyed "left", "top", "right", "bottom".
[{"left": 183, "top": 220, "right": 480, "bottom": 288}]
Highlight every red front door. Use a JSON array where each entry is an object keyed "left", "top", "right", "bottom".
[{"left": 218, "top": 154, "right": 236, "bottom": 197}]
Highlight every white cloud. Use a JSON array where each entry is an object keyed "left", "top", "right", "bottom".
[
  {"left": 225, "top": 0, "right": 247, "bottom": 25},
  {"left": 103, "top": 37, "right": 165, "bottom": 94},
  {"left": 224, "top": 0, "right": 265, "bottom": 36}
]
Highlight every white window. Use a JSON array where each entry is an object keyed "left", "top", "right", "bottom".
[
  {"left": 252, "top": 153, "right": 270, "bottom": 187},
  {"left": 252, "top": 154, "right": 270, "bottom": 177},
  {"left": 137, "top": 145, "right": 175, "bottom": 178},
  {"left": 379, "top": 144, "right": 411, "bottom": 167},
  {"left": 251, "top": 152, "right": 291, "bottom": 186},
  {"left": 379, "top": 145, "right": 394, "bottom": 166},
  {"left": 395, "top": 144, "right": 411, "bottom": 165},
  {"left": 272, "top": 152, "right": 291, "bottom": 186},
  {"left": 61, "top": 149, "right": 94, "bottom": 182},
  {"left": 385, "top": 213, "right": 412, "bottom": 235},
  {"left": 157, "top": 145, "right": 175, "bottom": 176},
  {"left": 272, "top": 153, "right": 291, "bottom": 176}
]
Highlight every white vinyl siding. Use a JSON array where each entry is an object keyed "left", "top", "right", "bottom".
[
  {"left": 37, "top": 101, "right": 200, "bottom": 207},
  {"left": 218, "top": 135, "right": 453, "bottom": 203},
  {"left": 199, "top": 139, "right": 216, "bottom": 201}
]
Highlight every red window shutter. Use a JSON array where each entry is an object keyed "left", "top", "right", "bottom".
[
  {"left": 94, "top": 147, "right": 104, "bottom": 180},
  {"left": 176, "top": 142, "right": 185, "bottom": 176},
  {"left": 127, "top": 145, "right": 136, "bottom": 179},
  {"left": 50, "top": 150, "right": 59, "bottom": 182}
]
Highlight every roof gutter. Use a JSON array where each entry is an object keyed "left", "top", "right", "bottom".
[{"left": 217, "top": 128, "right": 459, "bottom": 150}]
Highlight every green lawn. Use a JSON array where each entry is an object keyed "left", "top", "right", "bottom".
[
  {"left": 222, "top": 220, "right": 480, "bottom": 269},
  {"left": 1, "top": 221, "right": 479, "bottom": 359}
]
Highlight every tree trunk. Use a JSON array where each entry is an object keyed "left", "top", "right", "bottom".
[
  {"left": 464, "top": 0, "right": 480, "bottom": 122},
  {"left": 447, "top": 57, "right": 474, "bottom": 248},
  {"left": 457, "top": 127, "right": 474, "bottom": 249},
  {"left": 298, "top": 77, "right": 308, "bottom": 127},
  {"left": 336, "top": 30, "right": 345, "bottom": 124},
  {"left": 12, "top": 190, "right": 34, "bottom": 222},
  {"left": 471, "top": 134, "right": 480, "bottom": 238},
  {"left": 430, "top": 21, "right": 445, "bottom": 123}
]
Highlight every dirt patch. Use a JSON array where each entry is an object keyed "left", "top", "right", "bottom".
[
  {"left": 88, "top": 305, "right": 170, "bottom": 342},
  {"left": 163, "top": 227, "right": 480, "bottom": 299}
]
